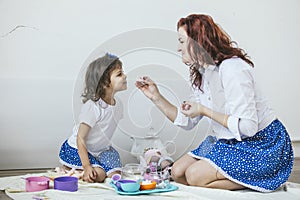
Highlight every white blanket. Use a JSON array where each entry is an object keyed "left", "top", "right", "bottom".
[{"left": 1, "top": 172, "right": 299, "bottom": 200}]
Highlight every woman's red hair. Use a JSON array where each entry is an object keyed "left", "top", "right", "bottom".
[{"left": 177, "top": 14, "right": 254, "bottom": 90}]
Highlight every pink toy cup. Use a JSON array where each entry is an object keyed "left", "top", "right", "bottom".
[{"left": 25, "top": 176, "right": 50, "bottom": 192}]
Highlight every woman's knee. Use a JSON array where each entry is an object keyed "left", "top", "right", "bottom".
[
  {"left": 171, "top": 161, "right": 186, "bottom": 180},
  {"left": 171, "top": 155, "right": 197, "bottom": 180},
  {"left": 185, "top": 161, "right": 215, "bottom": 186},
  {"left": 185, "top": 165, "right": 204, "bottom": 186}
]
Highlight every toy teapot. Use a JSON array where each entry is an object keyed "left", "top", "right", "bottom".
[{"left": 130, "top": 135, "right": 176, "bottom": 160}]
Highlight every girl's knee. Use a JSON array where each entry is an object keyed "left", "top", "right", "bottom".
[
  {"left": 94, "top": 167, "right": 106, "bottom": 183},
  {"left": 107, "top": 170, "right": 121, "bottom": 178}
]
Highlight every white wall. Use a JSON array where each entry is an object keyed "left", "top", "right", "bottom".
[{"left": 0, "top": 0, "right": 299, "bottom": 169}]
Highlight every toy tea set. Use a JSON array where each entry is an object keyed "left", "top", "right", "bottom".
[
  {"left": 23, "top": 131, "right": 178, "bottom": 195},
  {"left": 110, "top": 133, "right": 178, "bottom": 195},
  {"left": 24, "top": 175, "right": 78, "bottom": 192},
  {"left": 23, "top": 167, "right": 85, "bottom": 193}
]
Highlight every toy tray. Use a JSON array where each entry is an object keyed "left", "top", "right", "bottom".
[{"left": 110, "top": 182, "right": 178, "bottom": 195}]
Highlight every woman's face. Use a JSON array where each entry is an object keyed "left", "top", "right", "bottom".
[{"left": 177, "top": 26, "right": 192, "bottom": 65}]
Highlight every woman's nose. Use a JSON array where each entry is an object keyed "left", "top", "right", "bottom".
[{"left": 177, "top": 44, "right": 182, "bottom": 52}]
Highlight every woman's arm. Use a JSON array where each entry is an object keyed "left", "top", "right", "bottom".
[
  {"left": 152, "top": 93, "right": 178, "bottom": 122},
  {"left": 136, "top": 77, "right": 178, "bottom": 122},
  {"left": 181, "top": 101, "right": 229, "bottom": 128}
]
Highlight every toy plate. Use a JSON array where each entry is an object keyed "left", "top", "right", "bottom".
[{"left": 110, "top": 182, "right": 178, "bottom": 195}]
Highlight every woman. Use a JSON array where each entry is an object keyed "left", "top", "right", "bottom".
[{"left": 136, "top": 14, "right": 293, "bottom": 192}]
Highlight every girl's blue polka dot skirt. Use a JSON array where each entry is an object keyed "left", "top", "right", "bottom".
[
  {"left": 59, "top": 141, "right": 122, "bottom": 175},
  {"left": 189, "top": 119, "right": 294, "bottom": 192}
]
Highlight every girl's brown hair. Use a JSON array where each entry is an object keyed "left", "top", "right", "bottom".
[
  {"left": 177, "top": 14, "right": 254, "bottom": 90},
  {"left": 82, "top": 53, "right": 122, "bottom": 103}
]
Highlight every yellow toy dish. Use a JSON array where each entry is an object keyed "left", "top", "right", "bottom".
[{"left": 140, "top": 181, "right": 156, "bottom": 190}]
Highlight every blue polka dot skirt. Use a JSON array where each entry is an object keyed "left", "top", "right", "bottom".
[
  {"left": 59, "top": 141, "right": 122, "bottom": 175},
  {"left": 188, "top": 119, "right": 294, "bottom": 192}
]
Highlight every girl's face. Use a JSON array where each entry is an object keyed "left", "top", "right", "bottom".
[
  {"left": 109, "top": 66, "right": 127, "bottom": 92},
  {"left": 177, "top": 26, "right": 192, "bottom": 65}
]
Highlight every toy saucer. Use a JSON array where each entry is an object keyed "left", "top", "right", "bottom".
[{"left": 110, "top": 181, "right": 178, "bottom": 195}]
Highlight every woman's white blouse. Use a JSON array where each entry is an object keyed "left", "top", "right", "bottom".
[{"left": 174, "top": 57, "right": 276, "bottom": 141}]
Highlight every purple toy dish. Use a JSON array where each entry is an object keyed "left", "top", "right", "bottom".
[
  {"left": 54, "top": 176, "right": 78, "bottom": 192},
  {"left": 115, "top": 179, "right": 140, "bottom": 192}
]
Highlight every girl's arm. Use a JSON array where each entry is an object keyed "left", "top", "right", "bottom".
[{"left": 76, "top": 123, "right": 97, "bottom": 182}]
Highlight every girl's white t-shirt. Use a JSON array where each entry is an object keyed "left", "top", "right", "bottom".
[{"left": 67, "top": 98, "right": 123, "bottom": 157}]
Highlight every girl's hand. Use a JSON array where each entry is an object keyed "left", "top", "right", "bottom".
[
  {"left": 180, "top": 101, "right": 203, "bottom": 118},
  {"left": 83, "top": 165, "right": 97, "bottom": 183},
  {"left": 135, "top": 76, "right": 161, "bottom": 101}
]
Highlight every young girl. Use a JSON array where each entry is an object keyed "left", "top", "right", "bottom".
[
  {"left": 59, "top": 53, "right": 127, "bottom": 183},
  {"left": 136, "top": 14, "right": 294, "bottom": 192}
]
